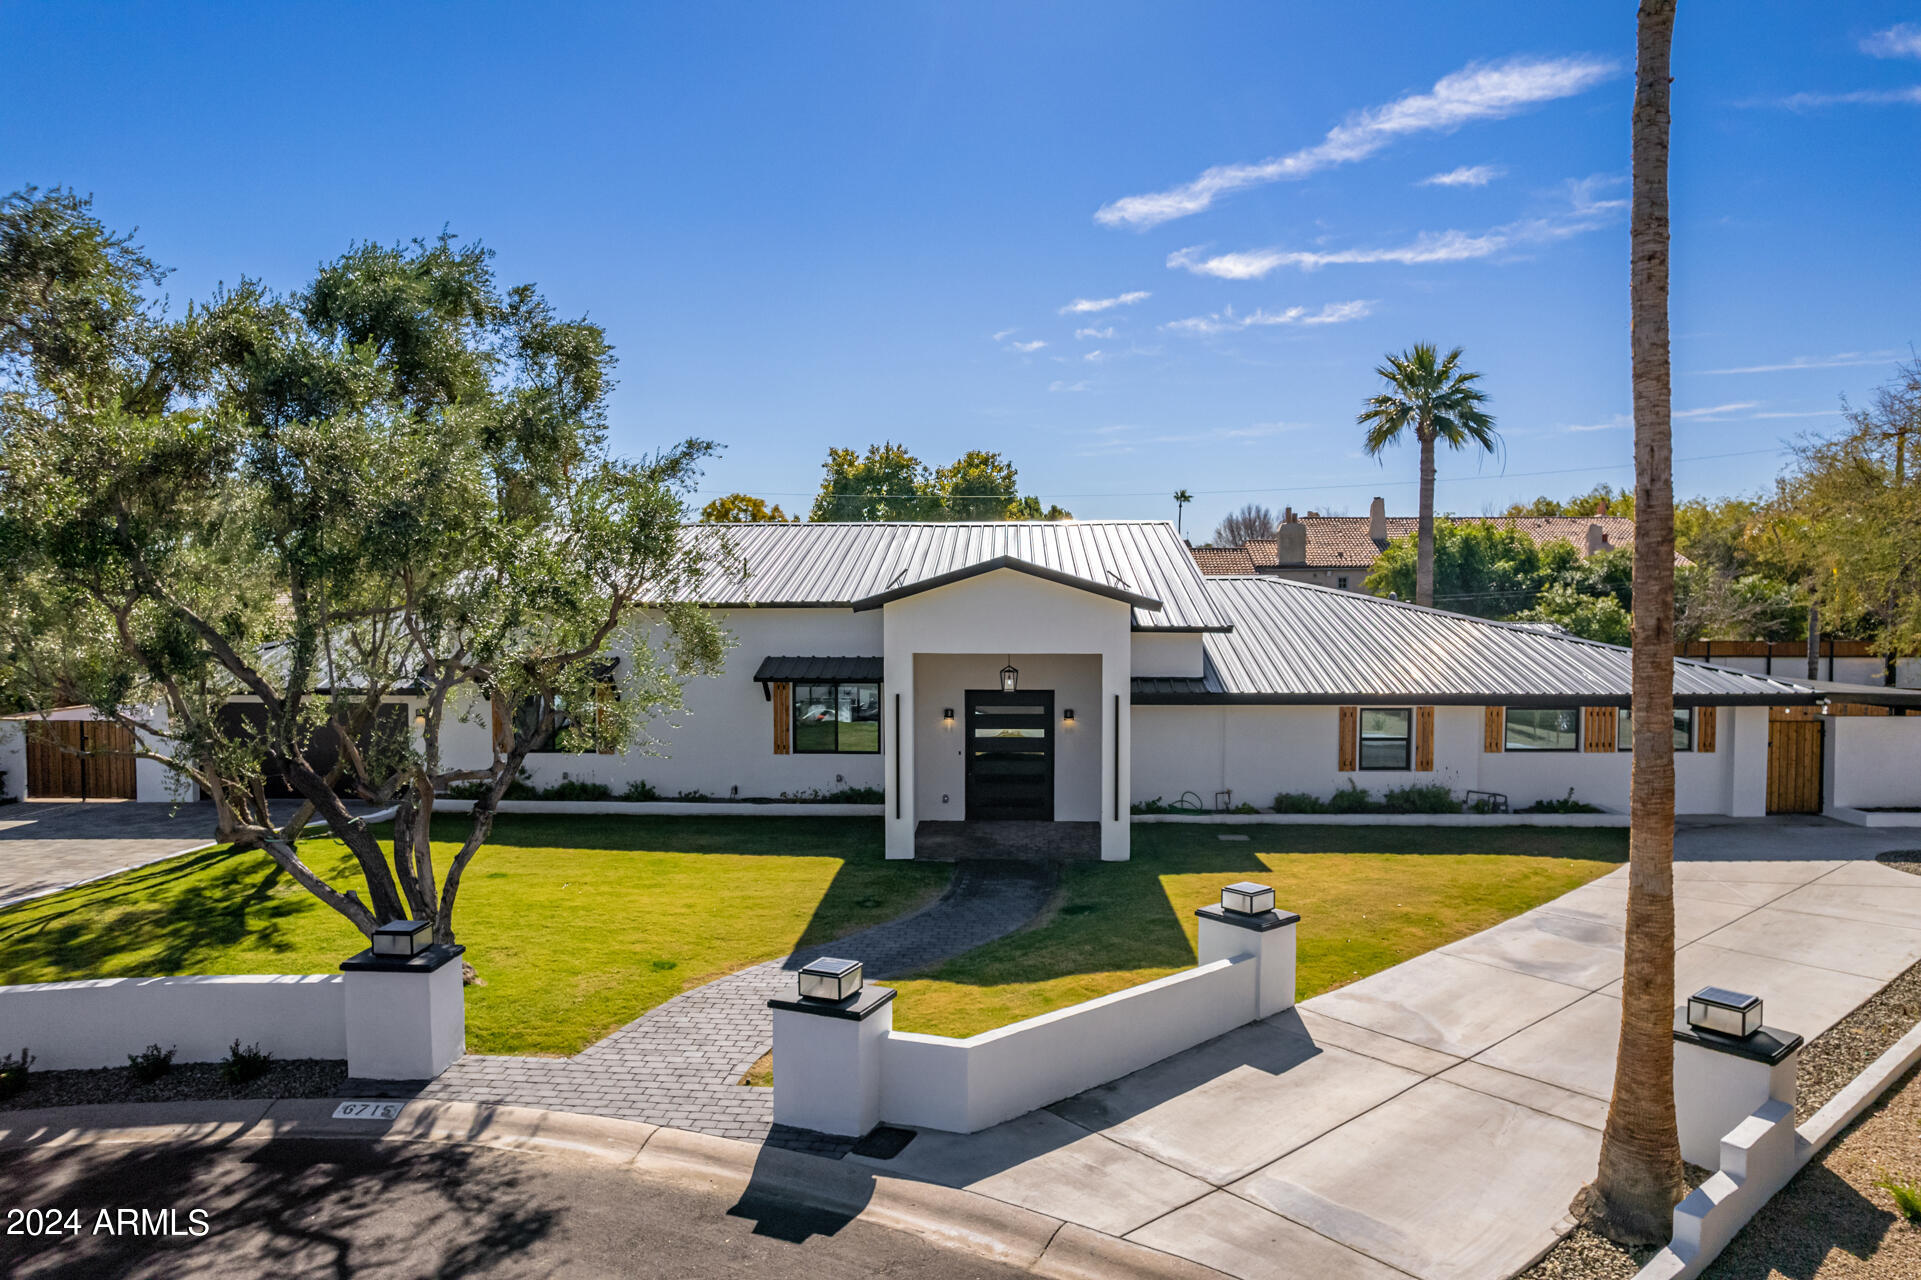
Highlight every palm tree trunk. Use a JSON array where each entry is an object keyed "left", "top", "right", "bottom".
[
  {"left": 1584, "top": 0, "right": 1684, "bottom": 1244},
  {"left": 1416, "top": 429, "right": 1436, "bottom": 607}
]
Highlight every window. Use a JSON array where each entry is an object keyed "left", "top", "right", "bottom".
[
  {"left": 1505, "top": 707, "right": 1580, "bottom": 751},
  {"left": 1616, "top": 707, "right": 1694, "bottom": 752},
  {"left": 1359, "top": 708, "right": 1412, "bottom": 770},
  {"left": 792, "top": 682, "right": 881, "bottom": 754},
  {"left": 1337, "top": 576, "right": 1350, "bottom": 590},
  {"left": 516, "top": 687, "right": 617, "bottom": 754}
]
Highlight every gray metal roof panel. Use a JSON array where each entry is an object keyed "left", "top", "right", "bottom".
[
  {"left": 682, "top": 521, "right": 1228, "bottom": 630},
  {"left": 751, "top": 655, "right": 886, "bottom": 683},
  {"left": 1152, "top": 576, "right": 1822, "bottom": 706}
]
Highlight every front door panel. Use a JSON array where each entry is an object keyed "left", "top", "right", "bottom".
[{"left": 965, "top": 691, "right": 1054, "bottom": 821}]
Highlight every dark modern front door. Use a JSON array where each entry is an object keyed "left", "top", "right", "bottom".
[{"left": 964, "top": 690, "right": 1054, "bottom": 821}]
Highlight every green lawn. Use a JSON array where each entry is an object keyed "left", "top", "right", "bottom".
[
  {"left": 887, "top": 824, "right": 1626, "bottom": 1038},
  {"left": 0, "top": 815, "right": 947, "bottom": 1057}
]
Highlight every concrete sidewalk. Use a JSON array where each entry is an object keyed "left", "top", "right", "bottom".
[{"left": 849, "top": 818, "right": 1921, "bottom": 1280}]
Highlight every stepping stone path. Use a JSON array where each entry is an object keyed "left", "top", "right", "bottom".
[{"left": 407, "top": 860, "right": 1059, "bottom": 1153}]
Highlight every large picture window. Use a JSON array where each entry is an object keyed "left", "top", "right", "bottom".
[
  {"left": 1359, "top": 708, "right": 1413, "bottom": 770},
  {"left": 792, "top": 682, "right": 882, "bottom": 754},
  {"left": 516, "top": 688, "right": 617, "bottom": 754},
  {"left": 1505, "top": 707, "right": 1580, "bottom": 752},
  {"left": 1616, "top": 707, "right": 1694, "bottom": 752}
]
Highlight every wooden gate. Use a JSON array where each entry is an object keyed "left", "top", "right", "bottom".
[
  {"left": 1766, "top": 713, "right": 1824, "bottom": 814},
  {"left": 24, "top": 720, "right": 138, "bottom": 800}
]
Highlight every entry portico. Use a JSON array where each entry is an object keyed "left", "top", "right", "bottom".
[{"left": 872, "top": 558, "right": 1143, "bottom": 861}]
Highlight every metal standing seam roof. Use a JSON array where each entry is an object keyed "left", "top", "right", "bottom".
[
  {"left": 750, "top": 656, "right": 885, "bottom": 683},
  {"left": 1131, "top": 576, "right": 1825, "bottom": 707},
  {"left": 681, "top": 521, "right": 1230, "bottom": 631}
]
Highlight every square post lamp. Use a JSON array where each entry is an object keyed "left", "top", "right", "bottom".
[
  {"left": 340, "top": 920, "right": 467, "bottom": 1081},
  {"left": 1195, "top": 883, "right": 1300, "bottom": 1020},
  {"left": 1672, "top": 986, "right": 1803, "bottom": 1167},
  {"left": 767, "top": 957, "right": 896, "bottom": 1138}
]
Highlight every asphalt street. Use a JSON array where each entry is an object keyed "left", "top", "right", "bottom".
[{"left": 0, "top": 1136, "right": 1030, "bottom": 1279}]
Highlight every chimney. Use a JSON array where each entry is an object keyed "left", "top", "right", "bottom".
[
  {"left": 1369, "top": 496, "right": 1386, "bottom": 542},
  {"left": 1275, "top": 519, "right": 1307, "bottom": 565},
  {"left": 1282, "top": 505, "right": 1294, "bottom": 524},
  {"left": 1585, "top": 522, "right": 1607, "bottom": 556}
]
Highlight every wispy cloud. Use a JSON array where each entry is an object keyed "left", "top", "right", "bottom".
[
  {"left": 1060, "top": 291, "right": 1150, "bottom": 315},
  {"left": 1075, "top": 326, "right": 1116, "bottom": 340},
  {"left": 1006, "top": 339, "right": 1046, "bottom": 353},
  {"left": 1864, "top": 23, "right": 1921, "bottom": 59},
  {"left": 1751, "top": 409, "right": 1841, "bottom": 419},
  {"left": 1419, "top": 164, "right": 1505, "bottom": 187},
  {"left": 1163, "top": 300, "right": 1373, "bottom": 336},
  {"left": 1095, "top": 56, "right": 1616, "bottom": 229},
  {"left": 1049, "top": 379, "right": 1091, "bottom": 393},
  {"left": 1562, "top": 415, "right": 1629, "bottom": 433},
  {"left": 1083, "top": 349, "right": 1109, "bottom": 363},
  {"left": 1086, "top": 422, "right": 1306, "bottom": 451},
  {"left": 1168, "top": 176, "right": 1623, "bottom": 279},
  {"left": 1673, "top": 401, "right": 1761, "bottom": 420},
  {"left": 1698, "top": 351, "right": 1899, "bottom": 374},
  {"left": 990, "top": 327, "right": 1018, "bottom": 342},
  {"left": 1762, "top": 86, "right": 1921, "bottom": 109}
]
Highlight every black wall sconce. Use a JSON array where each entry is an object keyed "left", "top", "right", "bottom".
[{"left": 1063, "top": 708, "right": 1076, "bottom": 724}]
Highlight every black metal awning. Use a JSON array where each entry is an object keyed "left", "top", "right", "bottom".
[{"left": 753, "top": 656, "right": 885, "bottom": 686}]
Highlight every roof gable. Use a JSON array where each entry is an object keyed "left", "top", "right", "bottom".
[{"left": 849, "top": 555, "right": 1160, "bottom": 612}]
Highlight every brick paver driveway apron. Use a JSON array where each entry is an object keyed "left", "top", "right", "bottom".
[{"left": 412, "top": 859, "right": 1059, "bottom": 1152}]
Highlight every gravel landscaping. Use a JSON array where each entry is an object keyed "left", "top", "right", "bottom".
[{"left": 0, "top": 1059, "right": 347, "bottom": 1112}]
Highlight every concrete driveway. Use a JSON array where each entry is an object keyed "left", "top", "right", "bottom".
[
  {"left": 853, "top": 817, "right": 1921, "bottom": 1280},
  {"left": 0, "top": 799, "right": 353, "bottom": 909}
]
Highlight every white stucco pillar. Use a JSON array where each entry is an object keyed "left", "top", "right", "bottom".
[
  {"left": 1196, "top": 888, "right": 1299, "bottom": 1020},
  {"left": 769, "top": 981, "right": 896, "bottom": 1137},
  {"left": 1672, "top": 994, "right": 1801, "bottom": 1168},
  {"left": 1100, "top": 655, "right": 1130, "bottom": 861},
  {"left": 1726, "top": 706, "right": 1769, "bottom": 817},
  {"left": 882, "top": 616, "right": 915, "bottom": 859},
  {"left": 341, "top": 942, "right": 467, "bottom": 1081}
]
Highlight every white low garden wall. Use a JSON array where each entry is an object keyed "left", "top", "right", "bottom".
[
  {"left": 1132, "top": 811, "right": 1628, "bottom": 827},
  {"left": 882, "top": 957, "right": 1257, "bottom": 1133},
  {"left": 431, "top": 797, "right": 884, "bottom": 818},
  {"left": 0, "top": 974, "right": 347, "bottom": 1069}
]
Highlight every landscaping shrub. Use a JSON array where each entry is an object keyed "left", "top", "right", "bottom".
[
  {"left": 1519, "top": 789, "right": 1604, "bottom": 815},
  {"left": 1272, "top": 791, "right": 1330, "bottom": 814},
  {"left": 0, "top": 1046, "right": 33, "bottom": 1100},
  {"left": 819, "top": 785, "right": 884, "bottom": 804},
  {"left": 1876, "top": 1175, "right": 1921, "bottom": 1224},
  {"left": 1131, "top": 795, "right": 1205, "bottom": 814},
  {"left": 675, "top": 788, "right": 711, "bottom": 802},
  {"left": 446, "top": 770, "right": 537, "bottom": 801},
  {"left": 620, "top": 779, "right": 661, "bottom": 802},
  {"left": 1227, "top": 801, "right": 1261, "bottom": 815},
  {"left": 127, "top": 1043, "right": 176, "bottom": 1083},
  {"left": 1326, "top": 782, "right": 1375, "bottom": 814},
  {"left": 539, "top": 780, "right": 612, "bottom": 801},
  {"left": 1377, "top": 784, "right": 1462, "bottom": 814},
  {"left": 220, "top": 1039, "right": 275, "bottom": 1087}
]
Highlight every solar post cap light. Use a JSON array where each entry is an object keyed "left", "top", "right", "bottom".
[
  {"left": 1220, "top": 882, "right": 1276, "bottom": 916},
  {"left": 798, "top": 957, "right": 864, "bottom": 1002},
  {"left": 371, "top": 919, "right": 434, "bottom": 958},
  {"left": 1687, "top": 986, "right": 1764, "bottom": 1039}
]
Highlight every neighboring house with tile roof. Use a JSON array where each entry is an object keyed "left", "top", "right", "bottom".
[{"left": 1191, "top": 496, "right": 1676, "bottom": 592}]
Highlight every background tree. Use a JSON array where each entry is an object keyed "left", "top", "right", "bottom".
[
  {"left": 1505, "top": 483, "right": 1634, "bottom": 518},
  {"left": 1172, "top": 489, "right": 1192, "bottom": 535},
  {"left": 0, "top": 189, "right": 727, "bottom": 967},
  {"left": 1367, "top": 521, "right": 1569, "bottom": 616},
  {"left": 699, "top": 492, "right": 795, "bottom": 523},
  {"left": 1583, "top": 0, "right": 1685, "bottom": 1243},
  {"left": 1211, "top": 503, "right": 1277, "bottom": 546},
  {"left": 929, "top": 449, "right": 1023, "bottom": 520},
  {"left": 1357, "top": 344, "right": 1499, "bottom": 606},
  {"left": 810, "top": 442, "right": 932, "bottom": 521}
]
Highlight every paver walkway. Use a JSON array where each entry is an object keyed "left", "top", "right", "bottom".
[
  {"left": 847, "top": 817, "right": 1921, "bottom": 1280},
  {"left": 414, "top": 859, "right": 1059, "bottom": 1152}
]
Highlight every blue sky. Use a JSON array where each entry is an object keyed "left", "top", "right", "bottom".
[{"left": 5, "top": 3, "right": 1917, "bottom": 536}]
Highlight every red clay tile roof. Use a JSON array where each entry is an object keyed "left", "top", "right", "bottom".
[
  {"left": 1231, "top": 515, "right": 1659, "bottom": 572},
  {"left": 1187, "top": 545, "right": 1260, "bottom": 576}
]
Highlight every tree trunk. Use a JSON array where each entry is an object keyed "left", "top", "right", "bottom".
[
  {"left": 1416, "top": 429, "right": 1437, "bottom": 607},
  {"left": 1807, "top": 602, "right": 1820, "bottom": 681},
  {"left": 1584, "top": 0, "right": 1685, "bottom": 1245}
]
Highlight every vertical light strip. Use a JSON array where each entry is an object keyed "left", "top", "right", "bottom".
[
  {"left": 893, "top": 693, "right": 901, "bottom": 819},
  {"left": 1113, "top": 693, "right": 1121, "bottom": 822}
]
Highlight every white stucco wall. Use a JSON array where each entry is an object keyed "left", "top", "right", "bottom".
[
  {"left": 1130, "top": 631, "right": 1205, "bottom": 678},
  {"left": 1827, "top": 716, "right": 1921, "bottom": 810},
  {"left": 1132, "top": 702, "right": 1762, "bottom": 815},
  {"left": 0, "top": 974, "right": 348, "bottom": 1069},
  {"left": 884, "top": 570, "right": 1133, "bottom": 860},
  {"left": 0, "top": 721, "right": 23, "bottom": 801},
  {"left": 912, "top": 653, "right": 1103, "bottom": 824}
]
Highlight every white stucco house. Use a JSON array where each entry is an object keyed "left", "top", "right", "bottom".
[{"left": 8, "top": 520, "right": 1918, "bottom": 846}]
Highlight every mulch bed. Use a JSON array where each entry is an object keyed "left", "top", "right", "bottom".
[
  {"left": 0, "top": 1059, "right": 347, "bottom": 1112},
  {"left": 1519, "top": 850, "right": 1921, "bottom": 1278}
]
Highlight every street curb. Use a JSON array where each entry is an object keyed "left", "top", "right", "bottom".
[{"left": 0, "top": 1097, "right": 1227, "bottom": 1278}]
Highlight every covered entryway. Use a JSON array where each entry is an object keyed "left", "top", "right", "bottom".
[
  {"left": 25, "top": 720, "right": 137, "bottom": 800},
  {"left": 965, "top": 689, "right": 1055, "bottom": 821},
  {"left": 1767, "top": 708, "right": 1824, "bottom": 814}
]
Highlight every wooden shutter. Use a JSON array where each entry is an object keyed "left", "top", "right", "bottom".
[
  {"left": 1337, "top": 705, "right": 1358, "bottom": 772},
  {"left": 772, "top": 682, "right": 791, "bottom": 754},
  {"left": 1483, "top": 706, "right": 1504, "bottom": 753},
  {"left": 1413, "top": 706, "right": 1435, "bottom": 771},
  {"left": 1697, "top": 706, "right": 1716, "bottom": 753},
  {"left": 1583, "top": 707, "right": 1616, "bottom": 753}
]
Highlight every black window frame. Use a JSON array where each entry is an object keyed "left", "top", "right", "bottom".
[
  {"left": 1359, "top": 707, "right": 1413, "bottom": 771},
  {"left": 1616, "top": 707, "right": 1694, "bottom": 752},
  {"left": 1336, "top": 575, "right": 1350, "bottom": 591},
  {"left": 1504, "top": 706, "right": 1581, "bottom": 752},
  {"left": 517, "top": 686, "right": 618, "bottom": 755},
  {"left": 791, "top": 681, "right": 883, "bottom": 755}
]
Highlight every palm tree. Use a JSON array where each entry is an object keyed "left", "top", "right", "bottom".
[
  {"left": 1357, "top": 345, "right": 1498, "bottom": 606},
  {"left": 1581, "top": 0, "right": 1684, "bottom": 1245},
  {"left": 1172, "top": 489, "right": 1193, "bottom": 535}
]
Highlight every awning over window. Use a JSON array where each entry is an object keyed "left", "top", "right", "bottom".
[{"left": 753, "top": 655, "right": 884, "bottom": 684}]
